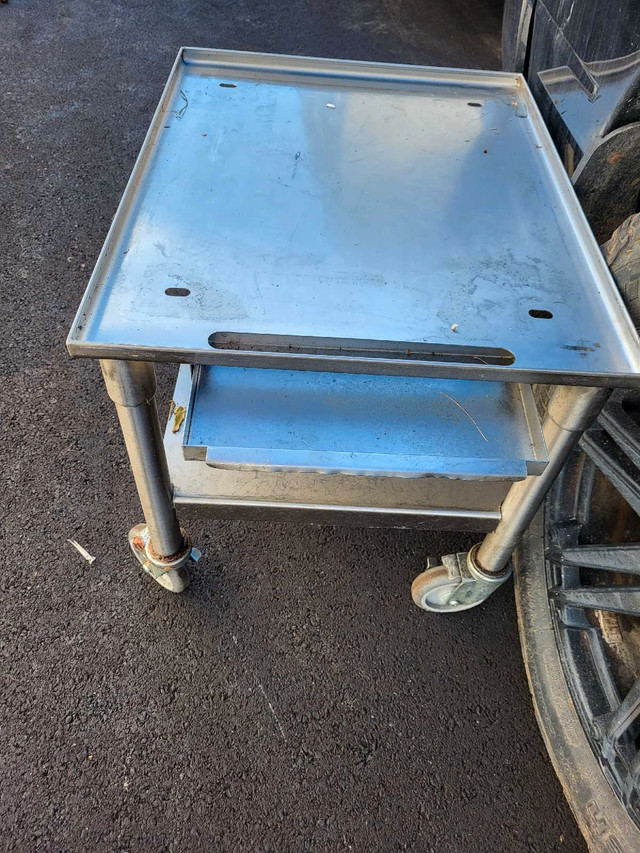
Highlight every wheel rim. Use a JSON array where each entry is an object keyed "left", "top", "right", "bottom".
[{"left": 546, "top": 389, "right": 640, "bottom": 825}]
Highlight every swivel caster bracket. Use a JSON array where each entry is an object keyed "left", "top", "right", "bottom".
[
  {"left": 128, "top": 523, "right": 201, "bottom": 594},
  {"left": 411, "top": 544, "right": 512, "bottom": 613}
]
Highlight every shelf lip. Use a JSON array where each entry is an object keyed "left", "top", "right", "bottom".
[
  {"left": 180, "top": 46, "right": 521, "bottom": 88},
  {"left": 66, "top": 339, "right": 640, "bottom": 388},
  {"left": 67, "top": 48, "right": 640, "bottom": 385},
  {"left": 196, "top": 446, "right": 533, "bottom": 480}
]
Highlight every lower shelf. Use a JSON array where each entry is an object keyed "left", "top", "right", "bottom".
[
  {"left": 182, "top": 365, "right": 547, "bottom": 480},
  {"left": 164, "top": 366, "right": 539, "bottom": 530}
]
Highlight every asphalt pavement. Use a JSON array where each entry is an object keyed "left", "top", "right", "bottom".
[{"left": 1, "top": 1, "right": 586, "bottom": 850}]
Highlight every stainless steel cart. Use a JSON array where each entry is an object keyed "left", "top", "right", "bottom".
[{"left": 67, "top": 48, "right": 640, "bottom": 607}]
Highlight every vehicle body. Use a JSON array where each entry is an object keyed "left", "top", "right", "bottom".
[{"left": 503, "top": 2, "right": 640, "bottom": 848}]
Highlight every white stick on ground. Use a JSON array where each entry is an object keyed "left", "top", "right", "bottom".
[{"left": 67, "top": 539, "right": 96, "bottom": 564}]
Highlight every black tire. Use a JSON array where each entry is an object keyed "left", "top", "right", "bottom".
[
  {"left": 514, "top": 211, "right": 640, "bottom": 851},
  {"left": 601, "top": 214, "right": 640, "bottom": 330},
  {"left": 515, "top": 514, "right": 640, "bottom": 852}
]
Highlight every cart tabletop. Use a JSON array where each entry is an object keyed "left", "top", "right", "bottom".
[{"left": 67, "top": 48, "right": 640, "bottom": 386}]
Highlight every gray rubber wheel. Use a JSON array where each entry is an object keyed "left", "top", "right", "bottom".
[
  {"left": 153, "top": 566, "right": 190, "bottom": 594},
  {"left": 411, "top": 565, "right": 478, "bottom": 613}
]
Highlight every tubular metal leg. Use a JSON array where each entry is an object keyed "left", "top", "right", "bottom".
[
  {"left": 412, "top": 385, "right": 611, "bottom": 612},
  {"left": 101, "top": 359, "right": 196, "bottom": 592},
  {"left": 475, "top": 385, "right": 611, "bottom": 574}
]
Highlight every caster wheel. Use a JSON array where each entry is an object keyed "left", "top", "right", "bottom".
[
  {"left": 128, "top": 523, "right": 196, "bottom": 594},
  {"left": 153, "top": 565, "right": 190, "bottom": 594},
  {"left": 411, "top": 564, "right": 478, "bottom": 613},
  {"left": 412, "top": 549, "right": 512, "bottom": 613}
]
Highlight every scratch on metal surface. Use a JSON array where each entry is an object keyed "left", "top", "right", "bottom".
[
  {"left": 291, "top": 151, "right": 301, "bottom": 179},
  {"left": 439, "top": 391, "right": 489, "bottom": 443},
  {"left": 175, "top": 90, "right": 189, "bottom": 120}
]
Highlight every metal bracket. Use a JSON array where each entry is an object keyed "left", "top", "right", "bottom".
[
  {"left": 128, "top": 523, "right": 201, "bottom": 593},
  {"left": 412, "top": 545, "right": 512, "bottom": 613}
]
